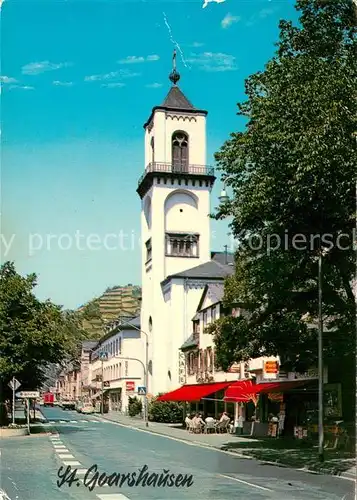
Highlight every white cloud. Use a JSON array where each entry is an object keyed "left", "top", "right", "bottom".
[
  {"left": 0, "top": 76, "right": 17, "bottom": 84},
  {"left": 221, "top": 13, "right": 241, "bottom": 29},
  {"left": 101, "top": 82, "right": 126, "bottom": 88},
  {"left": 22, "top": 61, "right": 72, "bottom": 75},
  {"left": 85, "top": 69, "right": 139, "bottom": 82},
  {"left": 187, "top": 52, "right": 237, "bottom": 72},
  {"left": 9, "top": 85, "right": 34, "bottom": 90},
  {"left": 259, "top": 8, "right": 274, "bottom": 19},
  {"left": 146, "top": 83, "right": 163, "bottom": 89},
  {"left": 117, "top": 55, "right": 160, "bottom": 64},
  {"left": 53, "top": 80, "right": 73, "bottom": 86},
  {"left": 146, "top": 55, "right": 160, "bottom": 61}
]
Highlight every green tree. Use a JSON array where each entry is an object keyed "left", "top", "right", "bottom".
[
  {"left": 209, "top": 0, "right": 356, "bottom": 372},
  {"left": 0, "top": 262, "right": 87, "bottom": 414}
]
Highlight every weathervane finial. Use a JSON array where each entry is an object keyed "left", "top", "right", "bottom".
[{"left": 169, "top": 48, "right": 180, "bottom": 86}]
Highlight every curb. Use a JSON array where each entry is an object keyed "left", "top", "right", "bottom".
[{"left": 100, "top": 415, "right": 355, "bottom": 480}]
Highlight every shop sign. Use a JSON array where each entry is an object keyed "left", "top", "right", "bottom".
[
  {"left": 178, "top": 351, "right": 186, "bottom": 385},
  {"left": 126, "top": 381, "right": 135, "bottom": 393},
  {"left": 228, "top": 363, "right": 241, "bottom": 374},
  {"left": 289, "top": 367, "right": 328, "bottom": 382},
  {"left": 263, "top": 361, "right": 279, "bottom": 379}
]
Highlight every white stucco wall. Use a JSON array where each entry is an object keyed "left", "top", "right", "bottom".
[
  {"left": 140, "top": 102, "right": 215, "bottom": 396},
  {"left": 145, "top": 111, "right": 207, "bottom": 167},
  {"left": 89, "top": 328, "right": 145, "bottom": 411}
]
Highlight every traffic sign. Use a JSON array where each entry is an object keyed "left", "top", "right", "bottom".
[
  {"left": 103, "top": 381, "right": 110, "bottom": 388},
  {"left": 99, "top": 352, "right": 108, "bottom": 360},
  {"left": 137, "top": 386, "right": 146, "bottom": 396},
  {"left": 126, "top": 381, "right": 135, "bottom": 393},
  {"left": 8, "top": 378, "right": 21, "bottom": 391},
  {"left": 16, "top": 391, "right": 39, "bottom": 399}
]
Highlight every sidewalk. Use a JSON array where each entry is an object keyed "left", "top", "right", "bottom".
[
  {"left": 101, "top": 411, "right": 255, "bottom": 449},
  {"left": 101, "top": 412, "right": 356, "bottom": 479},
  {"left": 9, "top": 405, "right": 46, "bottom": 425}
]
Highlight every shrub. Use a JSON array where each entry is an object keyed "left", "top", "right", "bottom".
[
  {"left": 148, "top": 397, "right": 184, "bottom": 423},
  {"left": 128, "top": 396, "right": 142, "bottom": 417},
  {"left": 0, "top": 403, "right": 9, "bottom": 427}
]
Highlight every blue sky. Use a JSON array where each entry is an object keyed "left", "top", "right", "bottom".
[{"left": 1, "top": 0, "right": 299, "bottom": 310}]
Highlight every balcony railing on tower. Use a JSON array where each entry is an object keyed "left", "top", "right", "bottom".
[{"left": 138, "top": 162, "right": 215, "bottom": 186}]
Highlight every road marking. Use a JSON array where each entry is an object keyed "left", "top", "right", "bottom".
[
  {"left": 75, "top": 469, "right": 88, "bottom": 475},
  {"left": 70, "top": 420, "right": 78, "bottom": 423},
  {"left": 218, "top": 474, "right": 273, "bottom": 492},
  {"left": 62, "top": 461, "right": 81, "bottom": 466},
  {"left": 96, "top": 494, "right": 131, "bottom": 499},
  {"left": 59, "top": 420, "right": 68, "bottom": 423},
  {"left": 57, "top": 454, "right": 75, "bottom": 459},
  {"left": 53, "top": 445, "right": 67, "bottom": 449}
]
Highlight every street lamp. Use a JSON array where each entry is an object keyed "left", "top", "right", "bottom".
[
  {"left": 218, "top": 176, "right": 234, "bottom": 204},
  {"left": 317, "top": 246, "right": 331, "bottom": 462},
  {"left": 113, "top": 355, "right": 148, "bottom": 427},
  {"left": 117, "top": 319, "right": 149, "bottom": 428}
]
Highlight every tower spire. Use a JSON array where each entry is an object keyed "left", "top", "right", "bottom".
[{"left": 169, "top": 49, "right": 180, "bottom": 86}]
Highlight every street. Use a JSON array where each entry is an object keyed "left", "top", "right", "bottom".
[{"left": 0, "top": 407, "right": 354, "bottom": 500}]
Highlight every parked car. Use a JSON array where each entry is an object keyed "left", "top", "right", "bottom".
[
  {"left": 61, "top": 400, "right": 76, "bottom": 410},
  {"left": 81, "top": 405, "right": 95, "bottom": 414}
]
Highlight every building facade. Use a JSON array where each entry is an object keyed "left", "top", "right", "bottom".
[
  {"left": 88, "top": 316, "right": 145, "bottom": 412},
  {"left": 138, "top": 62, "right": 220, "bottom": 396}
]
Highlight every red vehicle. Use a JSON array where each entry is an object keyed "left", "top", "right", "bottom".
[{"left": 43, "top": 392, "right": 54, "bottom": 407}]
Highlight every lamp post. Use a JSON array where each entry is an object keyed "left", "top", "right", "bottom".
[
  {"left": 99, "top": 352, "right": 108, "bottom": 415},
  {"left": 113, "top": 355, "right": 148, "bottom": 427},
  {"left": 318, "top": 250, "right": 324, "bottom": 462},
  {"left": 218, "top": 174, "right": 236, "bottom": 204},
  {"left": 117, "top": 319, "right": 149, "bottom": 427}
]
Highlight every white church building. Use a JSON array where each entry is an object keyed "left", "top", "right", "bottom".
[{"left": 137, "top": 56, "right": 236, "bottom": 396}]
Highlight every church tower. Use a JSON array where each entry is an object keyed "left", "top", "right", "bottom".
[{"left": 137, "top": 51, "right": 216, "bottom": 395}]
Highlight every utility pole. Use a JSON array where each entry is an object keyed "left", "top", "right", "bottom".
[
  {"left": 318, "top": 251, "right": 324, "bottom": 462},
  {"left": 12, "top": 377, "right": 15, "bottom": 425},
  {"left": 101, "top": 358, "right": 104, "bottom": 415}
]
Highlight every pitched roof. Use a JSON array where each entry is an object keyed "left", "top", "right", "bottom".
[
  {"left": 210, "top": 251, "right": 235, "bottom": 265},
  {"left": 161, "top": 86, "right": 195, "bottom": 110},
  {"left": 143, "top": 85, "right": 208, "bottom": 129},
  {"left": 196, "top": 283, "right": 225, "bottom": 313},
  {"left": 165, "top": 259, "right": 234, "bottom": 282},
  {"left": 180, "top": 333, "right": 199, "bottom": 351}
]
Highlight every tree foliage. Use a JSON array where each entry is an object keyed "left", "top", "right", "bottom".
[
  {"left": 209, "top": 0, "right": 357, "bottom": 372},
  {"left": 0, "top": 262, "right": 87, "bottom": 398}
]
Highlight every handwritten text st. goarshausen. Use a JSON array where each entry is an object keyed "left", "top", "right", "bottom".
[{"left": 57, "top": 464, "right": 195, "bottom": 491}]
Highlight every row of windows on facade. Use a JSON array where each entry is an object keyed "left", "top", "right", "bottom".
[
  {"left": 92, "top": 338, "right": 122, "bottom": 361},
  {"left": 150, "top": 132, "right": 189, "bottom": 168},
  {"left": 193, "top": 306, "right": 217, "bottom": 333},
  {"left": 186, "top": 348, "right": 214, "bottom": 376},
  {"left": 146, "top": 234, "right": 199, "bottom": 262},
  {"left": 93, "top": 361, "right": 129, "bottom": 381}
]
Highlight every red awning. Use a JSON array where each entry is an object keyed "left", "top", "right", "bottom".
[
  {"left": 224, "top": 379, "right": 310, "bottom": 403},
  {"left": 156, "top": 381, "right": 233, "bottom": 402},
  {"left": 224, "top": 380, "right": 258, "bottom": 403}
]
